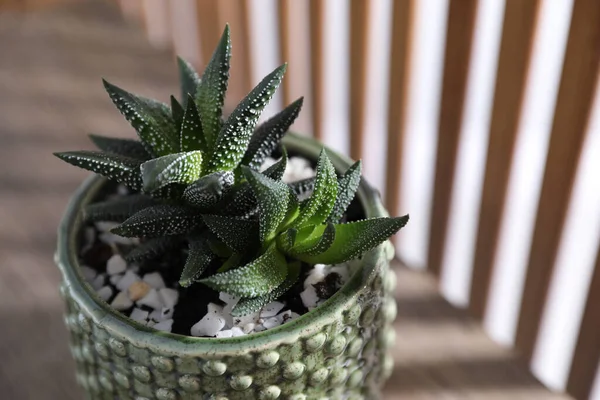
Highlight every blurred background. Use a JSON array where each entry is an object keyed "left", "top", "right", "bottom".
[{"left": 1, "top": 0, "right": 599, "bottom": 399}]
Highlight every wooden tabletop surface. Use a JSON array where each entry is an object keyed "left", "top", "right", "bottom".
[{"left": 0, "top": 2, "right": 572, "bottom": 399}]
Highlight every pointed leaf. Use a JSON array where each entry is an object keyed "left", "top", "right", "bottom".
[
  {"left": 196, "top": 25, "right": 231, "bottom": 154},
  {"left": 278, "top": 228, "right": 297, "bottom": 252},
  {"left": 180, "top": 94, "right": 205, "bottom": 151},
  {"left": 295, "top": 216, "right": 409, "bottom": 264},
  {"left": 200, "top": 244, "right": 287, "bottom": 297},
  {"left": 288, "top": 177, "right": 315, "bottom": 198},
  {"left": 84, "top": 194, "right": 157, "bottom": 222},
  {"left": 259, "top": 147, "right": 287, "bottom": 181},
  {"left": 243, "top": 166, "right": 290, "bottom": 243},
  {"left": 112, "top": 204, "right": 203, "bottom": 237},
  {"left": 54, "top": 151, "right": 143, "bottom": 190},
  {"left": 180, "top": 237, "right": 216, "bottom": 287},
  {"left": 141, "top": 151, "right": 203, "bottom": 192},
  {"left": 207, "top": 64, "right": 287, "bottom": 172},
  {"left": 125, "top": 236, "right": 182, "bottom": 263},
  {"left": 328, "top": 160, "right": 361, "bottom": 223},
  {"left": 103, "top": 79, "right": 178, "bottom": 156},
  {"left": 182, "top": 171, "right": 234, "bottom": 209},
  {"left": 231, "top": 261, "right": 300, "bottom": 316},
  {"left": 202, "top": 214, "right": 259, "bottom": 253},
  {"left": 88, "top": 134, "right": 150, "bottom": 160},
  {"left": 177, "top": 57, "right": 201, "bottom": 106},
  {"left": 241, "top": 97, "right": 303, "bottom": 169},
  {"left": 290, "top": 223, "right": 335, "bottom": 256},
  {"left": 171, "top": 95, "right": 185, "bottom": 134},
  {"left": 293, "top": 150, "right": 337, "bottom": 227}
]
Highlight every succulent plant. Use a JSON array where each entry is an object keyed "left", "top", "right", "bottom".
[{"left": 54, "top": 23, "right": 409, "bottom": 316}]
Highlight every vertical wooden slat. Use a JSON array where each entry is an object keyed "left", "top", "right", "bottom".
[
  {"left": 467, "top": 0, "right": 540, "bottom": 318},
  {"left": 309, "top": 0, "right": 325, "bottom": 140},
  {"left": 119, "top": 0, "right": 144, "bottom": 23},
  {"left": 277, "top": 0, "right": 292, "bottom": 106},
  {"left": 427, "top": 0, "right": 479, "bottom": 277},
  {"left": 216, "top": 0, "right": 252, "bottom": 106},
  {"left": 196, "top": 0, "right": 221, "bottom": 69},
  {"left": 384, "top": 0, "right": 414, "bottom": 217},
  {"left": 349, "top": 0, "right": 371, "bottom": 161},
  {"left": 515, "top": 0, "right": 600, "bottom": 362},
  {"left": 567, "top": 243, "right": 600, "bottom": 400}
]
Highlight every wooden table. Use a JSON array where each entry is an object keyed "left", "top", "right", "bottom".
[{"left": 0, "top": 2, "right": 571, "bottom": 399}]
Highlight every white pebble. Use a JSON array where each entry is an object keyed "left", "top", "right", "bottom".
[
  {"left": 95, "top": 221, "right": 119, "bottom": 232},
  {"left": 262, "top": 317, "right": 281, "bottom": 329},
  {"left": 117, "top": 184, "right": 129, "bottom": 196},
  {"left": 80, "top": 266, "right": 97, "bottom": 282},
  {"left": 327, "top": 264, "right": 350, "bottom": 284},
  {"left": 149, "top": 307, "right": 174, "bottom": 322},
  {"left": 158, "top": 288, "right": 179, "bottom": 308},
  {"left": 81, "top": 227, "right": 95, "bottom": 253},
  {"left": 260, "top": 301, "right": 285, "bottom": 318},
  {"left": 215, "top": 330, "right": 233, "bottom": 338},
  {"left": 111, "top": 291, "right": 133, "bottom": 310},
  {"left": 153, "top": 319, "right": 173, "bottom": 332},
  {"left": 290, "top": 312, "right": 301, "bottom": 319},
  {"left": 304, "top": 264, "right": 326, "bottom": 289},
  {"left": 254, "top": 324, "right": 266, "bottom": 332},
  {"left": 109, "top": 274, "right": 122, "bottom": 286},
  {"left": 276, "top": 310, "right": 293, "bottom": 324},
  {"left": 232, "top": 311, "right": 259, "bottom": 328},
  {"left": 242, "top": 323, "right": 255, "bottom": 334},
  {"left": 231, "top": 327, "right": 245, "bottom": 337},
  {"left": 191, "top": 303, "right": 226, "bottom": 337},
  {"left": 130, "top": 307, "right": 149, "bottom": 323},
  {"left": 106, "top": 254, "right": 127, "bottom": 275},
  {"left": 219, "top": 292, "right": 240, "bottom": 306},
  {"left": 91, "top": 274, "right": 106, "bottom": 290},
  {"left": 136, "top": 288, "right": 163, "bottom": 310},
  {"left": 97, "top": 286, "right": 113, "bottom": 302},
  {"left": 116, "top": 270, "right": 141, "bottom": 292},
  {"left": 300, "top": 286, "right": 319, "bottom": 309},
  {"left": 142, "top": 272, "right": 166, "bottom": 289}
]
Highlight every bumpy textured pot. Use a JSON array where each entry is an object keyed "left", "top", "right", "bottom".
[{"left": 55, "top": 133, "right": 397, "bottom": 400}]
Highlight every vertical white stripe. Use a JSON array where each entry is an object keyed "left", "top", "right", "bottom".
[
  {"left": 486, "top": 0, "right": 574, "bottom": 346},
  {"left": 320, "top": 0, "right": 350, "bottom": 155},
  {"left": 169, "top": 0, "right": 201, "bottom": 66},
  {"left": 395, "top": 0, "right": 449, "bottom": 269},
  {"left": 531, "top": 83, "right": 600, "bottom": 391},
  {"left": 248, "top": 0, "right": 283, "bottom": 120},
  {"left": 142, "top": 0, "right": 171, "bottom": 49},
  {"left": 590, "top": 363, "right": 600, "bottom": 400},
  {"left": 361, "top": 0, "right": 393, "bottom": 197},
  {"left": 441, "top": 0, "right": 505, "bottom": 306}
]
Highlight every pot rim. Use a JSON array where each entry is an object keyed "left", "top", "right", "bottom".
[{"left": 55, "top": 132, "right": 391, "bottom": 355}]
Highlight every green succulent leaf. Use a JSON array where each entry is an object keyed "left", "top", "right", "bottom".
[
  {"left": 141, "top": 151, "right": 203, "bottom": 193},
  {"left": 289, "top": 223, "right": 335, "bottom": 256},
  {"left": 295, "top": 216, "right": 409, "bottom": 264},
  {"left": 243, "top": 166, "right": 290, "bottom": 244},
  {"left": 258, "top": 147, "right": 287, "bottom": 181},
  {"left": 293, "top": 150, "right": 337, "bottom": 228},
  {"left": 177, "top": 56, "right": 201, "bottom": 106},
  {"left": 112, "top": 204, "right": 203, "bottom": 237},
  {"left": 288, "top": 177, "right": 315, "bottom": 198},
  {"left": 102, "top": 79, "right": 178, "bottom": 156},
  {"left": 328, "top": 160, "right": 361, "bottom": 223},
  {"left": 196, "top": 25, "right": 231, "bottom": 155},
  {"left": 125, "top": 236, "right": 182, "bottom": 263},
  {"left": 279, "top": 228, "right": 297, "bottom": 252},
  {"left": 180, "top": 236, "right": 216, "bottom": 287},
  {"left": 241, "top": 97, "right": 303, "bottom": 169},
  {"left": 207, "top": 64, "right": 287, "bottom": 173},
  {"left": 231, "top": 261, "right": 301, "bottom": 317},
  {"left": 183, "top": 171, "right": 234, "bottom": 209},
  {"left": 200, "top": 243, "right": 287, "bottom": 297},
  {"left": 84, "top": 194, "right": 158, "bottom": 222},
  {"left": 170, "top": 95, "right": 185, "bottom": 134},
  {"left": 180, "top": 94, "right": 205, "bottom": 152},
  {"left": 202, "top": 214, "right": 259, "bottom": 253},
  {"left": 88, "top": 134, "right": 150, "bottom": 160},
  {"left": 54, "top": 151, "right": 143, "bottom": 190}
]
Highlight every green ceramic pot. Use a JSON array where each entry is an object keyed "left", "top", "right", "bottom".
[{"left": 55, "top": 133, "right": 397, "bottom": 400}]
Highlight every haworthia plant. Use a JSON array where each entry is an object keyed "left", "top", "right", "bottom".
[{"left": 54, "top": 23, "right": 409, "bottom": 314}]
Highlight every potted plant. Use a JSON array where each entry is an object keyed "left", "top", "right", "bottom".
[{"left": 54, "top": 25, "right": 408, "bottom": 400}]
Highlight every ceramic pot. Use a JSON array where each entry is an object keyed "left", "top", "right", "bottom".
[{"left": 55, "top": 133, "right": 397, "bottom": 400}]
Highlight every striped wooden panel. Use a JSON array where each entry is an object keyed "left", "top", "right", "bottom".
[
  {"left": 349, "top": 0, "right": 370, "bottom": 161},
  {"left": 427, "top": 0, "right": 478, "bottom": 277},
  {"left": 309, "top": 0, "right": 324, "bottom": 140},
  {"left": 515, "top": 0, "right": 600, "bottom": 362},
  {"left": 468, "top": 0, "right": 540, "bottom": 319},
  {"left": 196, "top": 0, "right": 221, "bottom": 69},
  {"left": 567, "top": 242, "right": 600, "bottom": 400},
  {"left": 277, "top": 0, "right": 292, "bottom": 106},
  {"left": 384, "top": 0, "right": 414, "bottom": 217}
]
